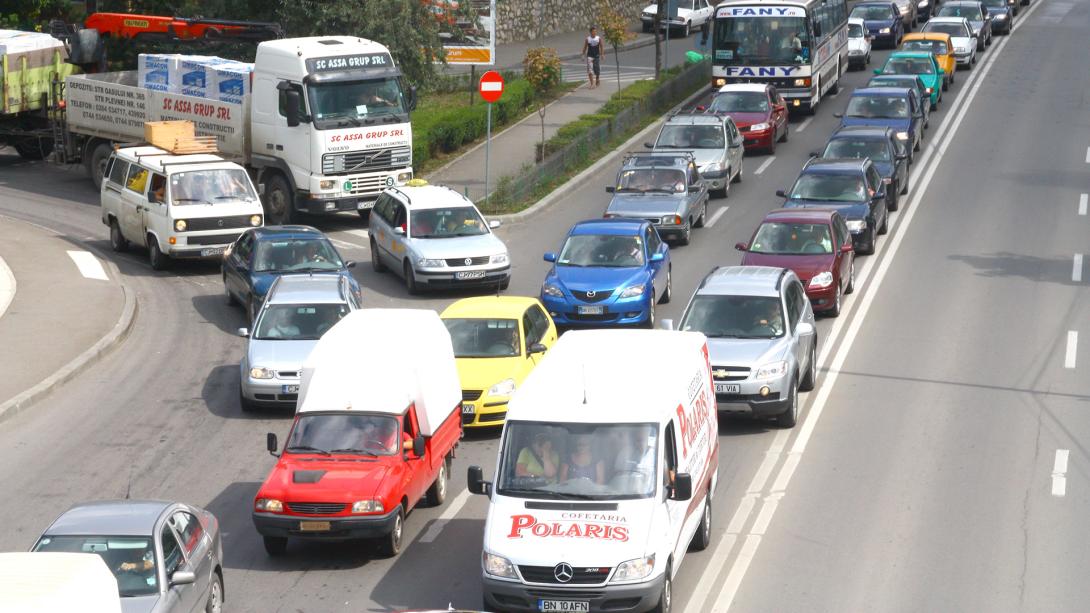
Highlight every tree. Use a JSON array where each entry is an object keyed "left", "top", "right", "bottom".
[
  {"left": 654, "top": 0, "right": 666, "bottom": 78},
  {"left": 0, "top": 0, "right": 77, "bottom": 30},
  {"left": 596, "top": 2, "right": 632, "bottom": 94}
]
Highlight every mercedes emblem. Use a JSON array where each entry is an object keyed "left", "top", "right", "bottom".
[
  {"left": 553, "top": 562, "right": 574, "bottom": 583},
  {"left": 586, "top": 290, "right": 596, "bottom": 298},
  {"left": 464, "top": 258, "right": 472, "bottom": 266},
  {"left": 217, "top": 219, "right": 224, "bottom": 227}
]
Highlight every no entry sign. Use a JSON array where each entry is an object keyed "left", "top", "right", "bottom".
[{"left": 478, "top": 71, "right": 504, "bottom": 103}]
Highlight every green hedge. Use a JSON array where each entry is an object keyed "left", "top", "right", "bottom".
[{"left": 411, "top": 79, "right": 537, "bottom": 167}]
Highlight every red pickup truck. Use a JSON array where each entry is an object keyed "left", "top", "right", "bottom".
[{"left": 252, "top": 309, "right": 462, "bottom": 557}]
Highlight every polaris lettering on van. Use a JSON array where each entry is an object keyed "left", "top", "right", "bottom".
[
  {"left": 676, "top": 388, "right": 715, "bottom": 459},
  {"left": 507, "top": 513, "right": 630, "bottom": 542}
]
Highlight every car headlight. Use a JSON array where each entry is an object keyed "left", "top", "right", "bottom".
[
  {"left": 543, "top": 283, "right": 564, "bottom": 298},
  {"left": 351, "top": 499, "right": 385, "bottom": 514},
  {"left": 619, "top": 285, "right": 646, "bottom": 299},
  {"left": 879, "top": 27, "right": 891, "bottom": 34},
  {"left": 417, "top": 257, "right": 446, "bottom": 268},
  {"left": 250, "top": 214, "right": 262, "bottom": 227},
  {"left": 895, "top": 131, "right": 909, "bottom": 141},
  {"left": 249, "top": 367, "right": 274, "bottom": 380},
  {"left": 809, "top": 271, "right": 834, "bottom": 289},
  {"left": 755, "top": 360, "right": 788, "bottom": 380},
  {"left": 255, "top": 498, "right": 283, "bottom": 512},
  {"left": 396, "top": 171, "right": 413, "bottom": 183},
  {"left": 994, "top": 13, "right": 1007, "bottom": 19},
  {"left": 702, "top": 161, "right": 723, "bottom": 174},
  {"left": 483, "top": 551, "right": 518, "bottom": 579},
  {"left": 488, "top": 378, "right": 517, "bottom": 397},
  {"left": 846, "top": 219, "right": 867, "bottom": 232},
  {"left": 490, "top": 252, "right": 509, "bottom": 264},
  {"left": 793, "top": 78, "right": 811, "bottom": 87},
  {"left": 319, "top": 179, "right": 336, "bottom": 190},
  {"left": 925, "top": 87, "right": 933, "bottom": 94},
  {"left": 898, "top": 5, "right": 910, "bottom": 13},
  {"left": 750, "top": 122, "right": 770, "bottom": 131},
  {"left": 612, "top": 555, "right": 656, "bottom": 582},
  {"left": 174, "top": 219, "right": 187, "bottom": 232}
]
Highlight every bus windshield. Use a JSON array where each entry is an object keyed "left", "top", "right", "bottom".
[{"left": 713, "top": 16, "right": 811, "bottom": 65}]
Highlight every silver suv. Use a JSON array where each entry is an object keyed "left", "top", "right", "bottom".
[{"left": 664, "top": 266, "right": 818, "bottom": 427}]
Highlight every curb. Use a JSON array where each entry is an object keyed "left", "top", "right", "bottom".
[
  {"left": 493, "top": 81, "right": 710, "bottom": 224},
  {"left": 0, "top": 247, "right": 139, "bottom": 424}
]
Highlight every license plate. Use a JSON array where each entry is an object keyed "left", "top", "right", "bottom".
[
  {"left": 539, "top": 600, "right": 589, "bottom": 612},
  {"left": 200, "top": 246, "right": 226, "bottom": 257},
  {"left": 455, "top": 270, "right": 487, "bottom": 280},
  {"left": 357, "top": 200, "right": 375, "bottom": 210},
  {"left": 298, "top": 521, "right": 330, "bottom": 532},
  {"left": 282, "top": 384, "right": 299, "bottom": 393},
  {"left": 462, "top": 404, "right": 475, "bottom": 415},
  {"left": 715, "top": 383, "right": 740, "bottom": 394},
  {"left": 577, "top": 305, "right": 604, "bottom": 315}
]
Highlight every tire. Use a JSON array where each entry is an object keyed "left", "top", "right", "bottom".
[
  {"left": 913, "top": 136, "right": 921, "bottom": 152},
  {"left": 690, "top": 495, "right": 712, "bottom": 551},
  {"left": 827, "top": 283, "right": 842, "bottom": 318},
  {"left": 264, "top": 173, "right": 295, "bottom": 225},
  {"left": 879, "top": 210, "right": 889, "bottom": 235},
  {"left": 733, "top": 159, "right": 743, "bottom": 183},
  {"left": 205, "top": 572, "right": 223, "bottom": 613},
  {"left": 779, "top": 122, "right": 789, "bottom": 143},
  {"left": 87, "top": 141, "right": 113, "bottom": 191},
  {"left": 900, "top": 176, "right": 909, "bottom": 196},
  {"left": 370, "top": 239, "right": 386, "bottom": 273},
  {"left": 426, "top": 460, "right": 448, "bottom": 506},
  {"left": 660, "top": 266, "right": 672, "bottom": 305},
  {"left": 13, "top": 137, "right": 52, "bottom": 160},
  {"left": 800, "top": 343, "right": 817, "bottom": 391},
  {"left": 239, "top": 388, "right": 256, "bottom": 413},
  {"left": 378, "top": 507, "right": 404, "bottom": 557},
  {"left": 845, "top": 258, "right": 856, "bottom": 294},
  {"left": 889, "top": 189, "right": 899, "bottom": 213},
  {"left": 860, "top": 228, "right": 876, "bottom": 255},
  {"left": 828, "top": 65, "right": 840, "bottom": 95},
  {"left": 248, "top": 294, "right": 260, "bottom": 324},
  {"left": 147, "top": 235, "right": 169, "bottom": 270},
  {"left": 357, "top": 209, "right": 371, "bottom": 221},
  {"left": 950, "top": 71, "right": 955, "bottom": 84},
  {"left": 768, "top": 132, "right": 777, "bottom": 154},
  {"left": 224, "top": 277, "right": 237, "bottom": 306},
  {"left": 650, "top": 568, "right": 672, "bottom": 613},
  {"left": 263, "top": 536, "right": 287, "bottom": 556},
  {"left": 774, "top": 380, "right": 799, "bottom": 428},
  {"left": 675, "top": 223, "right": 691, "bottom": 247},
  {"left": 711, "top": 186, "right": 728, "bottom": 199},
  {"left": 644, "top": 299, "right": 656, "bottom": 329},
  {"left": 109, "top": 219, "right": 128, "bottom": 252},
  {"left": 683, "top": 22, "right": 691, "bottom": 37},
  {"left": 694, "top": 201, "right": 707, "bottom": 228},
  {"left": 403, "top": 260, "right": 420, "bottom": 295}
]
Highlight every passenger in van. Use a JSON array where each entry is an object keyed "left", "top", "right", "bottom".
[
  {"left": 150, "top": 174, "right": 166, "bottom": 203},
  {"left": 515, "top": 432, "right": 559, "bottom": 482},
  {"left": 560, "top": 436, "right": 604, "bottom": 484}
]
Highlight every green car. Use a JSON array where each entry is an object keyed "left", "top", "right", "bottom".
[{"left": 874, "top": 51, "right": 945, "bottom": 110}]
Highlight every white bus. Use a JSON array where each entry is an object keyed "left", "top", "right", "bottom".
[{"left": 711, "top": 0, "right": 849, "bottom": 113}]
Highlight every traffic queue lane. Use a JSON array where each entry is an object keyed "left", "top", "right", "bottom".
[{"left": 0, "top": 4, "right": 1050, "bottom": 609}]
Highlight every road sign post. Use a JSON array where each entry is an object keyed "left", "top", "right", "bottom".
[{"left": 478, "top": 71, "right": 504, "bottom": 203}]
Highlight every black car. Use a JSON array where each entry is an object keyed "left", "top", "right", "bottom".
[
  {"left": 812, "top": 126, "right": 911, "bottom": 211},
  {"left": 777, "top": 158, "right": 890, "bottom": 255},
  {"left": 980, "top": 0, "right": 1014, "bottom": 33},
  {"left": 850, "top": 1, "right": 905, "bottom": 48}
]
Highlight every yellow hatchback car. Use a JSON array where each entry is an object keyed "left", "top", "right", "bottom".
[
  {"left": 901, "top": 33, "right": 956, "bottom": 89},
  {"left": 441, "top": 296, "right": 558, "bottom": 428}
]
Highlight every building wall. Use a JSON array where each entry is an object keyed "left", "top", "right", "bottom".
[{"left": 495, "top": 0, "right": 648, "bottom": 43}]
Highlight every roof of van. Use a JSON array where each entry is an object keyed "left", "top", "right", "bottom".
[
  {"left": 506, "top": 329, "right": 709, "bottom": 424},
  {"left": 114, "top": 146, "right": 236, "bottom": 173},
  {"left": 0, "top": 552, "right": 121, "bottom": 612}
]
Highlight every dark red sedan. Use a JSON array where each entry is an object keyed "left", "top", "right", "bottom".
[
  {"left": 702, "top": 83, "right": 790, "bottom": 154},
  {"left": 735, "top": 209, "right": 856, "bottom": 316}
]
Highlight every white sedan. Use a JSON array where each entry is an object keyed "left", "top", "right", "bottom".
[{"left": 641, "top": 0, "right": 714, "bottom": 36}]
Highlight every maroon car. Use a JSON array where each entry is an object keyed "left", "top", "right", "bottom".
[
  {"left": 735, "top": 209, "right": 856, "bottom": 316},
  {"left": 702, "top": 83, "right": 789, "bottom": 154}
]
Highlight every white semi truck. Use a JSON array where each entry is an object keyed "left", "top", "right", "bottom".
[{"left": 56, "top": 35, "right": 416, "bottom": 224}]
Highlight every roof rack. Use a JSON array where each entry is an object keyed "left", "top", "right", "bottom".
[
  {"left": 623, "top": 150, "right": 696, "bottom": 163},
  {"left": 774, "top": 268, "right": 791, "bottom": 291}
]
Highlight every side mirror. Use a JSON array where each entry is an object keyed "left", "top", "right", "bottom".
[
  {"left": 170, "top": 570, "right": 196, "bottom": 587},
  {"left": 775, "top": 189, "right": 787, "bottom": 198},
  {"left": 650, "top": 252, "right": 665, "bottom": 262},
  {"left": 689, "top": 184, "right": 701, "bottom": 192},
  {"left": 796, "top": 321, "right": 815, "bottom": 336},
  {"left": 468, "top": 465, "right": 492, "bottom": 496},
  {"left": 808, "top": 151, "right": 819, "bottom": 158},
  {"left": 237, "top": 327, "right": 250, "bottom": 337},
  {"left": 345, "top": 260, "right": 357, "bottom": 268},
  {"left": 695, "top": 105, "right": 706, "bottom": 112},
  {"left": 873, "top": 68, "right": 882, "bottom": 75},
  {"left": 528, "top": 342, "right": 547, "bottom": 354},
  {"left": 671, "top": 473, "right": 693, "bottom": 501},
  {"left": 644, "top": 142, "right": 655, "bottom": 149},
  {"left": 605, "top": 186, "right": 615, "bottom": 193},
  {"left": 659, "top": 318, "right": 675, "bottom": 331},
  {"left": 266, "top": 433, "right": 278, "bottom": 455},
  {"left": 543, "top": 252, "right": 557, "bottom": 263},
  {"left": 895, "top": 153, "right": 908, "bottom": 161},
  {"left": 393, "top": 226, "right": 405, "bottom": 236},
  {"left": 488, "top": 219, "right": 501, "bottom": 229},
  {"left": 734, "top": 241, "right": 748, "bottom": 251},
  {"left": 284, "top": 89, "right": 302, "bottom": 128},
  {"left": 412, "top": 435, "right": 425, "bottom": 457},
  {"left": 841, "top": 243, "right": 854, "bottom": 253}
]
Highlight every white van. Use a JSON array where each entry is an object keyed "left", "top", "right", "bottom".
[
  {"left": 100, "top": 145, "right": 264, "bottom": 269},
  {"left": 468, "top": 329, "right": 719, "bottom": 613},
  {"left": 0, "top": 552, "right": 121, "bottom": 612}
]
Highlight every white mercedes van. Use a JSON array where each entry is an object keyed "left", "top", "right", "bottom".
[
  {"left": 101, "top": 145, "right": 264, "bottom": 269},
  {"left": 468, "top": 329, "right": 719, "bottom": 613}
]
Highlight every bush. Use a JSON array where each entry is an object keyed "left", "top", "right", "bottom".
[{"left": 523, "top": 47, "right": 562, "bottom": 93}]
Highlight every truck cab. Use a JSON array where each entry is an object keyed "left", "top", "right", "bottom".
[{"left": 100, "top": 145, "right": 264, "bottom": 270}]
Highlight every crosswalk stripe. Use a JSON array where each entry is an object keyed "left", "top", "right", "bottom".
[{"left": 66, "top": 250, "right": 108, "bottom": 281}]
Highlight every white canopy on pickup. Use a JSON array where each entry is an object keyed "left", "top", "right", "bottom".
[{"left": 0, "top": 552, "right": 121, "bottom": 613}]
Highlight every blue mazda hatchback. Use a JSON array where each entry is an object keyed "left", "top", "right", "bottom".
[{"left": 540, "top": 219, "right": 672, "bottom": 329}]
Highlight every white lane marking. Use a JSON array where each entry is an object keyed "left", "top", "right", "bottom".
[
  {"left": 329, "top": 238, "right": 365, "bottom": 251},
  {"left": 1080, "top": 194, "right": 1088, "bottom": 216},
  {"left": 1065, "top": 331, "right": 1078, "bottom": 369},
  {"left": 754, "top": 157, "right": 776, "bottom": 175},
  {"left": 794, "top": 117, "right": 813, "bottom": 133},
  {"left": 705, "top": 206, "right": 730, "bottom": 228},
  {"left": 66, "top": 250, "right": 108, "bottom": 281},
  {"left": 345, "top": 229, "right": 370, "bottom": 240},
  {"left": 419, "top": 489, "right": 471, "bottom": 543},
  {"left": 1052, "top": 449, "right": 1070, "bottom": 497},
  {"left": 1086, "top": 147, "right": 1090, "bottom": 164},
  {"left": 1074, "top": 254, "right": 1083, "bottom": 283},
  {"left": 694, "top": 5, "right": 1045, "bottom": 608},
  {"left": 0, "top": 255, "right": 15, "bottom": 320}
]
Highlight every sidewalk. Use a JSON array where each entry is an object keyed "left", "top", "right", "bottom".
[{"left": 427, "top": 26, "right": 707, "bottom": 202}]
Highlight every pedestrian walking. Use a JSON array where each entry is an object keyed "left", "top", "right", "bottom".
[{"left": 582, "top": 26, "right": 604, "bottom": 88}]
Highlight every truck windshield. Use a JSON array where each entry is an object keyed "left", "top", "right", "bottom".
[
  {"left": 286, "top": 413, "right": 401, "bottom": 456},
  {"left": 308, "top": 77, "right": 407, "bottom": 127},
  {"left": 443, "top": 318, "right": 520, "bottom": 357},
  {"left": 713, "top": 16, "right": 810, "bottom": 65},
  {"left": 33, "top": 535, "right": 156, "bottom": 598},
  {"left": 497, "top": 422, "right": 659, "bottom": 500},
  {"left": 680, "top": 294, "right": 786, "bottom": 338},
  {"left": 170, "top": 169, "right": 256, "bottom": 205}
]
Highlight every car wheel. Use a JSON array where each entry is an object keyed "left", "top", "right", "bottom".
[
  {"left": 900, "top": 176, "right": 909, "bottom": 196},
  {"left": 676, "top": 223, "right": 691, "bottom": 247},
  {"left": 866, "top": 51, "right": 871, "bottom": 66},
  {"left": 845, "top": 258, "right": 856, "bottom": 294},
  {"left": 404, "top": 260, "right": 420, "bottom": 295},
  {"left": 950, "top": 71, "right": 956, "bottom": 84},
  {"left": 861, "top": 228, "right": 876, "bottom": 255},
  {"left": 644, "top": 299, "right": 656, "bottom": 329},
  {"left": 109, "top": 219, "right": 128, "bottom": 252},
  {"left": 694, "top": 200, "right": 708, "bottom": 228},
  {"left": 879, "top": 210, "right": 889, "bottom": 235},
  {"left": 660, "top": 266, "right": 672, "bottom": 305},
  {"left": 913, "top": 136, "right": 921, "bottom": 152},
  {"left": 426, "top": 459, "right": 448, "bottom": 506},
  {"left": 779, "top": 122, "right": 789, "bottom": 143},
  {"left": 147, "top": 234, "right": 169, "bottom": 271},
  {"left": 224, "top": 277, "right": 237, "bottom": 305},
  {"left": 650, "top": 567, "right": 672, "bottom": 613},
  {"left": 889, "top": 188, "right": 899, "bottom": 212},
  {"left": 239, "top": 388, "right": 255, "bottom": 413},
  {"left": 690, "top": 495, "right": 712, "bottom": 551},
  {"left": 370, "top": 238, "right": 386, "bottom": 273},
  {"left": 263, "top": 536, "right": 288, "bottom": 556},
  {"left": 378, "top": 507, "right": 405, "bottom": 557},
  {"left": 733, "top": 158, "right": 743, "bottom": 183},
  {"left": 683, "top": 21, "right": 691, "bottom": 37},
  {"left": 205, "top": 572, "right": 223, "bottom": 613},
  {"left": 247, "top": 295, "right": 259, "bottom": 324},
  {"left": 768, "top": 132, "right": 777, "bottom": 154},
  {"left": 774, "top": 380, "right": 799, "bottom": 428},
  {"left": 264, "top": 174, "right": 295, "bottom": 226},
  {"left": 827, "top": 283, "right": 842, "bottom": 318},
  {"left": 800, "top": 342, "right": 818, "bottom": 391},
  {"left": 87, "top": 142, "right": 113, "bottom": 191}
]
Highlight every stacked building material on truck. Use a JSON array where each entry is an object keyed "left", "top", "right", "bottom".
[
  {"left": 0, "top": 29, "right": 75, "bottom": 114},
  {"left": 137, "top": 53, "right": 253, "bottom": 104}
]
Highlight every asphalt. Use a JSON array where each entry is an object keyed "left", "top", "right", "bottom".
[{"left": 0, "top": 1, "right": 1079, "bottom": 611}]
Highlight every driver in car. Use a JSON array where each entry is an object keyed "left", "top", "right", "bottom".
[
  {"left": 300, "top": 241, "right": 331, "bottom": 265},
  {"left": 749, "top": 303, "right": 785, "bottom": 336},
  {"left": 262, "top": 308, "right": 300, "bottom": 339},
  {"left": 115, "top": 544, "right": 155, "bottom": 577},
  {"left": 515, "top": 432, "right": 559, "bottom": 482}
]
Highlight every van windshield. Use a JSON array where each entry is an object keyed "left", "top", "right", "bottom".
[
  {"left": 169, "top": 169, "right": 256, "bottom": 205},
  {"left": 497, "top": 422, "right": 659, "bottom": 500}
]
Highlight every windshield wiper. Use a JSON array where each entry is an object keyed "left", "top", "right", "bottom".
[
  {"left": 173, "top": 198, "right": 209, "bottom": 204},
  {"left": 498, "top": 487, "right": 559, "bottom": 498},
  {"left": 285, "top": 445, "right": 330, "bottom": 456},
  {"left": 330, "top": 448, "right": 379, "bottom": 456}
]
